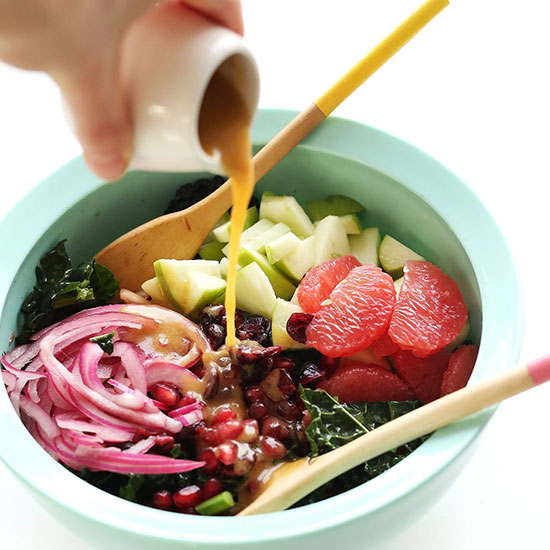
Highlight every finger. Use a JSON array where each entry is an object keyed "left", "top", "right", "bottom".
[
  {"left": 181, "top": 0, "right": 244, "bottom": 35},
  {"left": 55, "top": 60, "right": 132, "bottom": 181}
]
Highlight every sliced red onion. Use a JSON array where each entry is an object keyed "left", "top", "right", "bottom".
[
  {"left": 168, "top": 401, "right": 203, "bottom": 418},
  {"left": 2, "top": 304, "right": 211, "bottom": 476}
]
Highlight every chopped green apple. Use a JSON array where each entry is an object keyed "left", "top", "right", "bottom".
[
  {"left": 274, "top": 235, "right": 315, "bottom": 282},
  {"left": 349, "top": 227, "right": 381, "bottom": 266},
  {"left": 306, "top": 194, "right": 365, "bottom": 221},
  {"left": 141, "top": 277, "right": 171, "bottom": 308},
  {"left": 379, "top": 235, "right": 424, "bottom": 278},
  {"left": 238, "top": 248, "right": 296, "bottom": 300},
  {"left": 181, "top": 270, "right": 226, "bottom": 319},
  {"left": 271, "top": 298, "right": 308, "bottom": 349},
  {"left": 212, "top": 206, "right": 258, "bottom": 243},
  {"left": 312, "top": 215, "right": 349, "bottom": 267},
  {"left": 265, "top": 232, "right": 301, "bottom": 264},
  {"left": 245, "top": 222, "right": 292, "bottom": 254},
  {"left": 221, "top": 218, "right": 275, "bottom": 257},
  {"left": 339, "top": 213, "right": 362, "bottom": 234},
  {"left": 259, "top": 193, "right": 314, "bottom": 238},
  {"left": 202, "top": 211, "right": 231, "bottom": 244},
  {"left": 198, "top": 241, "right": 225, "bottom": 261},
  {"left": 235, "top": 262, "right": 277, "bottom": 318},
  {"left": 154, "top": 259, "right": 221, "bottom": 311}
]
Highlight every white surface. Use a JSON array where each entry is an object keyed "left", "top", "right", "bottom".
[{"left": 1, "top": 1, "right": 549, "bottom": 548}]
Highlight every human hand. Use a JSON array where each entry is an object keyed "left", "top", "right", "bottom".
[{"left": 0, "top": 0, "right": 243, "bottom": 180}]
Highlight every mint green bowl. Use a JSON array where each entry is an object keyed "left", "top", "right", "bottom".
[{"left": 0, "top": 110, "right": 522, "bottom": 549}]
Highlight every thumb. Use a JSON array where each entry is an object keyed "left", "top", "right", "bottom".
[{"left": 56, "top": 59, "right": 132, "bottom": 181}]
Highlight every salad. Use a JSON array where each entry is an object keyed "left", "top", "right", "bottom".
[{"left": 1, "top": 178, "right": 478, "bottom": 516}]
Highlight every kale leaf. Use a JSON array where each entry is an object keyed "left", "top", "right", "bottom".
[
  {"left": 17, "top": 241, "right": 119, "bottom": 344},
  {"left": 90, "top": 332, "right": 115, "bottom": 355},
  {"left": 296, "top": 387, "right": 428, "bottom": 507}
]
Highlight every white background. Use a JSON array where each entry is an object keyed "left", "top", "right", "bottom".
[{"left": 1, "top": 0, "right": 549, "bottom": 548}]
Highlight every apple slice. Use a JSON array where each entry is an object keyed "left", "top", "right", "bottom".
[
  {"left": 379, "top": 235, "right": 424, "bottom": 278},
  {"left": 238, "top": 248, "right": 296, "bottom": 300},
  {"left": 306, "top": 194, "right": 364, "bottom": 221},
  {"left": 235, "top": 262, "right": 277, "bottom": 318},
  {"left": 141, "top": 277, "right": 171, "bottom": 307},
  {"left": 212, "top": 206, "right": 258, "bottom": 242},
  {"left": 274, "top": 235, "right": 315, "bottom": 282},
  {"left": 312, "top": 215, "right": 349, "bottom": 267},
  {"left": 265, "top": 232, "right": 301, "bottom": 264},
  {"left": 259, "top": 193, "right": 314, "bottom": 238},
  {"left": 221, "top": 218, "right": 275, "bottom": 257},
  {"left": 349, "top": 227, "right": 381, "bottom": 266},
  {"left": 182, "top": 270, "right": 226, "bottom": 319},
  {"left": 338, "top": 213, "right": 362, "bottom": 234}
]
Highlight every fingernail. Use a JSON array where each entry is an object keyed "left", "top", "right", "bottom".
[{"left": 85, "top": 151, "right": 129, "bottom": 181}]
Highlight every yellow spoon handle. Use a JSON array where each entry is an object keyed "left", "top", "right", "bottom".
[{"left": 315, "top": 0, "right": 450, "bottom": 116}]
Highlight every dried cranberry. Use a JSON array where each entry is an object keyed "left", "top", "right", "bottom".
[
  {"left": 261, "top": 416, "right": 289, "bottom": 440},
  {"left": 278, "top": 369, "right": 296, "bottom": 395},
  {"left": 199, "top": 303, "right": 226, "bottom": 327},
  {"left": 299, "top": 362, "right": 325, "bottom": 385},
  {"left": 245, "top": 385, "right": 262, "bottom": 402},
  {"left": 286, "top": 313, "right": 313, "bottom": 344},
  {"left": 206, "top": 323, "right": 226, "bottom": 350},
  {"left": 277, "top": 399, "right": 301, "bottom": 421},
  {"left": 248, "top": 401, "right": 269, "bottom": 419},
  {"left": 236, "top": 343, "right": 282, "bottom": 364},
  {"left": 271, "top": 355, "right": 296, "bottom": 371},
  {"left": 173, "top": 485, "right": 203, "bottom": 508},
  {"left": 237, "top": 316, "right": 272, "bottom": 346}
]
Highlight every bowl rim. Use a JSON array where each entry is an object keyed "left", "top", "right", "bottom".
[{"left": 0, "top": 109, "right": 524, "bottom": 545}]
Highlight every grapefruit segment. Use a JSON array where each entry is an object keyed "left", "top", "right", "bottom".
[
  {"left": 441, "top": 344, "right": 479, "bottom": 395},
  {"left": 388, "top": 260, "right": 468, "bottom": 357},
  {"left": 392, "top": 349, "right": 451, "bottom": 403},
  {"left": 317, "top": 361, "right": 414, "bottom": 403},
  {"left": 305, "top": 265, "right": 396, "bottom": 358},
  {"left": 297, "top": 255, "right": 361, "bottom": 314}
]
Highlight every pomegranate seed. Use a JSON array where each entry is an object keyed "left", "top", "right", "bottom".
[
  {"left": 261, "top": 416, "right": 289, "bottom": 440},
  {"left": 286, "top": 313, "right": 313, "bottom": 343},
  {"left": 151, "top": 490, "right": 173, "bottom": 510},
  {"left": 216, "top": 420, "right": 244, "bottom": 443},
  {"left": 202, "top": 478, "right": 224, "bottom": 500},
  {"left": 239, "top": 419, "right": 259, "bottom": 443},
  {"left": 196, "top": 424, "right": 218, "bottom": 446},
  {"left": 173, "top": 485, "right": 203, "bottom": 508},
  {"left": 261, "top": 436, "right": 287, "bottom": 459},
  {"left": 245, "top": 385, "right": 262, "bottom": 402},
  {"left": 197, "top": 448, "right": 219, "bottom": 473},
  {"left": 212, "top": 407, "right": 237, "bottom": 425},
  {"left": 303, "top": 410, "right": 312, "bottom": 428},
  {"left": 176, "top": 394, "right": 198, "bottom": 408},
  {"left": 154, "top": 435, "right": 175, "bottom": 448},
  {"left": 248, "top": 401, "right": 269, "bottom": 419},
  {"left": 277, "top": 400, "right": 301, "bottom": 421},
  {"left": 216, "top": 441, "right": 238, "bottom": 465},
  {"left": 150, "top": 382, "right": 181, "bottom": 408}
]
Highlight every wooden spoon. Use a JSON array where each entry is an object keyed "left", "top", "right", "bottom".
[
  {"left": 95, "top": 0, "right": 449, "bottom": 290},
  {"left": 237, "top": 354, "right": 550, "bottom": 516}
]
